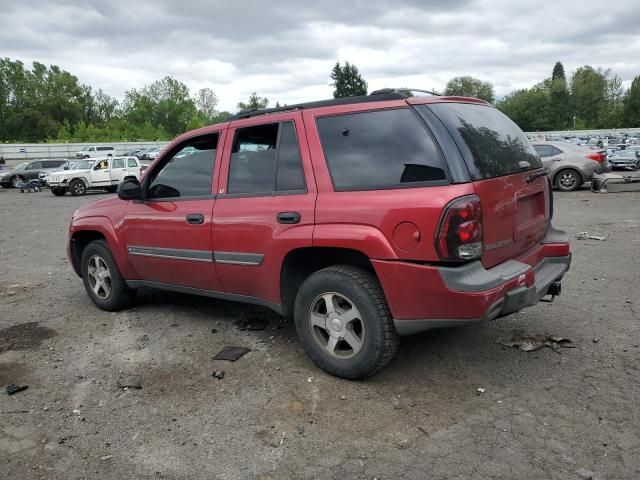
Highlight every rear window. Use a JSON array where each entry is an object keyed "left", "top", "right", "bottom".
[
  {"left": 316, "top": 108, "right": 446, "bottom": 191},
  {"left": 419, "top": 103, "right": 541, "bottom": 180}
]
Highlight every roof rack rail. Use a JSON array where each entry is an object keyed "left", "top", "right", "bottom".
[
  {"left": 370, "top": 88, "right": 441, "bottom": 97},
  {"left": 228, "top": 91, "right": 407, "bottom": 120}
]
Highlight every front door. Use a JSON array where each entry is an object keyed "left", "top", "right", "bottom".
[
  {"left": 212, "top": 113, "right": 316, "bottom": 305},
  {"left": 89, "top": 159, "right": 112, "bottom": 187},
  {"left": 122, "top": 131, "right": 225, "bottom": 291}
]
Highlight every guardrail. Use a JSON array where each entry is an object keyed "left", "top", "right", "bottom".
[{"left": 0, "top": 142, "right": 168, "bottom": 164}]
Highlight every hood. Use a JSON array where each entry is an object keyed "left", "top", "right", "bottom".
[
  {"left": 0, "top": 167, "right": 19, "bottom": 177},
  {"left": 55, "top": 168, "right": 91, "bottom": 177},
  {"left": 72, "top": 195, "right": 124, "bottom": 221}
]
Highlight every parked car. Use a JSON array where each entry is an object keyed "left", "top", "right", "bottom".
[
  {"left": 140, "top": 147, "right": 162, "bottom": 161},
  {"left": 67, "top": 91, "right": 571, "bottom": 379},
  {"left": 608, "top": 150, "right": 640, "bottom": 170},
  {"left": 76, "top": 145, "right": 115, "bottom": 159},
  {"left": 531, "top": 141, "right": 610, "bottom": 191},
  {"left": 39, "top": 160, "right": 77, "bottom": 185},
  {"left": 0, "top": 159, "right": 68, "bottom": 188},
  {"left": 49, "top": 156, "right": 141, "bottom": 196}
]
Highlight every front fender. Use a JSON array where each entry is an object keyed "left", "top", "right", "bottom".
[{"left": 69, "top": 216, "right": 137, "bottom": 279}]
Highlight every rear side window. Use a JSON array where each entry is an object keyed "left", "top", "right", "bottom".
[
  {"left": 112, "top": 158, "right": 125, "bottom": 168},
  {"left": 128, "top": 158, "right": 138, "bottom": 168},
  {"left": 420, "top": 103, "right": 541, "bottom": 180},
  {"left": 316, "top": 108, "right": 446, "bottom": 191},
  {"left": 227, "top": 121, "right": 305, "bottom": 195},
  {"left": 97, "top": 146, "right": 113, "bottom": 151}
]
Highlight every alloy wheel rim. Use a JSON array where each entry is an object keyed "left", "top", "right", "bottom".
[
  {"left": 74, "top": 182, "right": 85, "bottom": 194},
  {"left": 308, "top": 292, "right": 365, "bottom": 359},
  {"left": 560, "top": 172, "right": 576, "bottom": 189},
  {"left": 12, "top": 176, "right": 23, "bottom": 187},
  {"left": 87, "top": 255, "right": 112, "bottom": 299}
]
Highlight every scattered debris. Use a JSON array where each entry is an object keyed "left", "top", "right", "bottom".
[
  {"left": 169, "top": 323, "right": 180, "bottom": 327},
  {"left": 212, "top": 370, "right": 225, "bottom": 380},
  {"left": 477, "top": 387, "right": 486, "bottom": 394},
  {"left": 6, "top": 384, "right": 28, "bottom": 395},
  {"left": 1, "top": 410, "right": 30, "bottom": 414},
  {"left": 213, "top": 346, "right": 250, "bottom": 362},
  {"left": 211, "top": 328, "right": 218, "bottom": 334},
  {"left": 417, "top": 426, "right": 429, "bottom": 436},
  {"left": 117, "top": 376, "right": 142, "bottom": 389},
  {"left": 100, "top": 455, "right": 113, "bottom": 461},
  {"left": 341, "top": 395, "right": 346, "bottom": 400},
  {"left": 575, "top": 232, "right": 608, "bottom": 241},
  {"left": 496, "top": 334, "right": 575, "bottom": 352},
  {"left": 593, "top": 338, "right": 600, "bottom": 343},
  {"left": 296, "top": 425, "right": 305, "bottom": 434},
  {"left": 307, "top": 377, "right": 314, "bottom": 383},
  {"left": 280, "top": 432, "right": 286, "bottom": 445},
  {"left": 234, "top": 317, "right": 269, "bottom": 331},
  {"left": 72, "top": 409, "right": 81, "bottom": 416}
]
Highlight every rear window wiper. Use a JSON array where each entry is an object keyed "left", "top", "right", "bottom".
[{"left": 526, "top": 168, "right": 548, "bottom": 183}]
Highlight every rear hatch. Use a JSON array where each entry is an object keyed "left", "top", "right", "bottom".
[{"left": 424, "top": 102, "right": 550, "bottom": 268}]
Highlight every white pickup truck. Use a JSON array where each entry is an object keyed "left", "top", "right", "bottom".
[{"left": 48, "top": 157, "right": 142, "bottom": 196}]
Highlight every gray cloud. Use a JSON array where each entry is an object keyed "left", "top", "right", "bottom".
[{"left": 1, "top": 0, "right": 638, "bottom": 111}]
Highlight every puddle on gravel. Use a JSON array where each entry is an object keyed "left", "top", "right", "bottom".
[{"left": 0, "top": 322, "right": 57, "bottom": 353}]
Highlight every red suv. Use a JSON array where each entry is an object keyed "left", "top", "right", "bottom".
[{"left": 67, "top": 90, "right": 571, "bottom": 379}]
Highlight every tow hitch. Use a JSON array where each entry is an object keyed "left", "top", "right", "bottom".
[{"left": 541, "top": 281, "right": 562, "bottom": 303}]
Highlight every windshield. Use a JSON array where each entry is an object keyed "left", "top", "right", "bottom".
[
  {"left": 73, "top": 159, "right": 93, "bottom": 169},
  {"left": 418, "top": 103, "right": 542, "bottom": 180},
  {"left": 14, "top": 162, "right": 29, "bottom": 170},
  {"left": 81, "top": 146, "right": 91, "bottom": 151}
]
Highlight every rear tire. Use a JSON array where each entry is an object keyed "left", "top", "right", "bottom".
[
  {"left": 293, "top": 265, "right": 399, "bottom": 379},
  {"left": 81, "top": 240, "right": 135, "bottom": 311},
  {"left": 554, "top": 169, "right": 582, "bottom": 192},
  {"left": 69, "top": 179, "right": 87, "bottom": 196},
  {"left": 51, "top": 187, "right": 66, "bottom": 196}
]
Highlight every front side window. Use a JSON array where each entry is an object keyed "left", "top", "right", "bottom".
[
  {"left": 227, "top": 121, "right": 305, "bottom": 195},
  {"left": 317, "top": 108, "right": 446, "bottom": 190},
  {"left": 147, "top": 133, "right": 218, "bottom": 199}
]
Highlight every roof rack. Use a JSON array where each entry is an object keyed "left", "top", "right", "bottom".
[
  {"left": 228, "top": 91, "right": 407, "bottom": 120},
  {"left": 370, "top": 88, "right": 441, "bottom": 97}
]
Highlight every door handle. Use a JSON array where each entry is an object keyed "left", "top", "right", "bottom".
[
  {"left": 277, "top": 211, "right": 301, "bottom": 224},
  {"left": 186, "top": 213, "right": 205, "bottom": 224}
]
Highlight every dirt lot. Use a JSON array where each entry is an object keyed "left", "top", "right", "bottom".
[{"left": 0, "top": 187, "right": 638, "bottom": 480}]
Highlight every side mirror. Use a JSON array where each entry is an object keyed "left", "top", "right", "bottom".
[
  {"left": 64, "top": 166, "right": 69, "bottom": 170},
  {"left": 117, "top": 178, "right": 142, "bottom": 200}
]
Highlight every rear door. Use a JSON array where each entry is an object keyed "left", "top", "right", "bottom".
[
  {"left": 420, "top": 102, "right": 549, "bottom": 268},
  {"left": 110, "top": 158, "right": 127, "bottom": 183},
  {"left": 127, "top": 157, "right": 141, "bottom": 178},
  {"left": 212, "top": 112, "right": 316, "bottom": 305}
]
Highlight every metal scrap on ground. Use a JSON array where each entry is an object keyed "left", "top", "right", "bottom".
[
  {"left": 496, "top": 335, "right": 575, "bottom": 352},
  {"left": 575, "top": 231, "right": 608, "bottom": 241},
  {"left": 213, "top": 346, "right": 250, "bottom": 361}
]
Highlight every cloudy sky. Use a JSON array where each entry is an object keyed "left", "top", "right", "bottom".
[{"left": 2, "top": 0, "right": 638, "bottom": 111}]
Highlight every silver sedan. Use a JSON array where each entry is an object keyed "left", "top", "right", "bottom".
[{"left": 531, "top": 141, "right": 611, "bottom": 191}]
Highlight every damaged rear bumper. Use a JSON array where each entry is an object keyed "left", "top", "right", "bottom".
[{"left": 591, "top": 171, "right": 640, "bottom": 193}]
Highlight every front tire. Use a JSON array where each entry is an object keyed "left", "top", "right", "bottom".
[
  {"left": 294, "top": 265, "right": 399, "bottom": 379},
  {"left": 69, "top": 179, "right": 87, "bottom": 196},
  {"left": 81, "top": 240, "right": 135, "bottom": 311},
  {"left": 51, "top": 187, "right": 66, "bottom": 196},
  {"left": 555, "top": 169, "right": 582, "bottom": 192},
  {"left": 11, "top": 175, "right": 24, "bottom": 188}
]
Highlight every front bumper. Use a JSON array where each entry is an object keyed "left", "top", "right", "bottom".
[{"left": 373, "top": 227, "right": 572, "bottom": 335}]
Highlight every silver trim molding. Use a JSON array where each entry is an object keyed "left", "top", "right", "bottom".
[
  {"left": 127, "top": 246, "right": 213, "bottom": 263},
  {"left": 214, "top": 251, "right": 264, "bottom": 266}
]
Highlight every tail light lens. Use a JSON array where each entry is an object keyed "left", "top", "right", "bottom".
[
  {"left": 586, "top": 152, "right": 606, "bottom": 163},
  {"left": 436, "top": 195, "right": 483, "bottom": 261}
]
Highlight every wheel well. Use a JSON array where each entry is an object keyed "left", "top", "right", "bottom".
[
  {"left": 280, "top": 247, "right": 374, "bottom": 317},
  {"left": 554, "top": 168, "right": 582, "bottom": 186},
  {"left": 70, "top": 231, "right": 106, "bottom": 277}
]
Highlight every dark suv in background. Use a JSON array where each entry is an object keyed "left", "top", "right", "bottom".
[{"left": 0, "top": 159, "right": 68, "bottom": 188}]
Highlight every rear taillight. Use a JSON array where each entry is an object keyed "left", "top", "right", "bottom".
[
  {"left": 436, "top": 195, "right": 483, "bottom": 262},
  {"left": 586, "top": 152, "right": 606, "bottom": 163}
]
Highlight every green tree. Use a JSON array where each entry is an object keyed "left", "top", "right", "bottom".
[
  {"left": 194, "top": 87, "right": 218, "bottom": 123},
  {"left": 550, "top": 62, "right": 570, "bottom": 129},
  {"left": 237, "top": 92, "right": 269, "bottom": 111},
  {"left": 552, "top": 61, "right": 566, "bottom": 82},
  {"left": 623, "top": 75, "right": 640, "bottom": 127},
  {"left": 330, "top": 62, "right": 368, "bottom": 98},
  {"left": 496, "top": 82, "right": 553, "bottom": 132},
  {"left": 570, "top": 66, "right": 608, "bottom": 129},
  {"left": 444, "top": 76, "right": 495, "bottom": 103}
]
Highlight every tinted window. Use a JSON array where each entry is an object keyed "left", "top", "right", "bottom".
[
  {"left": 112, "top": 158, "right": 125, "bottom": 168},
  {"left": 228, "top": 123, "right": 278, "bottom": 194},
  {"left": 550, "top": 146, "right": 563, "bottom": 156},
  {"left": 97, "top": 147, "right": 112, "bottom": 151},
  {"left": 276, "top": 122, "right": 305, "bottom": 191},
  {"left": 421, "top": 103, "right": 541, "bottom": 180},
  {"left": 316, "top": 108, "right": 446, "bottom": 191},
  {"left": 147, "top": 133, "right": 218, "bottom": 199},
  {"left": 533, "top": 145, "right": 553, "bottom": 158},
  {"left": 128, "top": 158, "right": 138, "bottom": 168},
  {"left": 26, "top": 161, "right": 42, "bottom": 170}
]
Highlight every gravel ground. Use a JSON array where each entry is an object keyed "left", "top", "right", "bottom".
[{"left": 0, "top": 187, "right": 638, "bottom": 480}]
